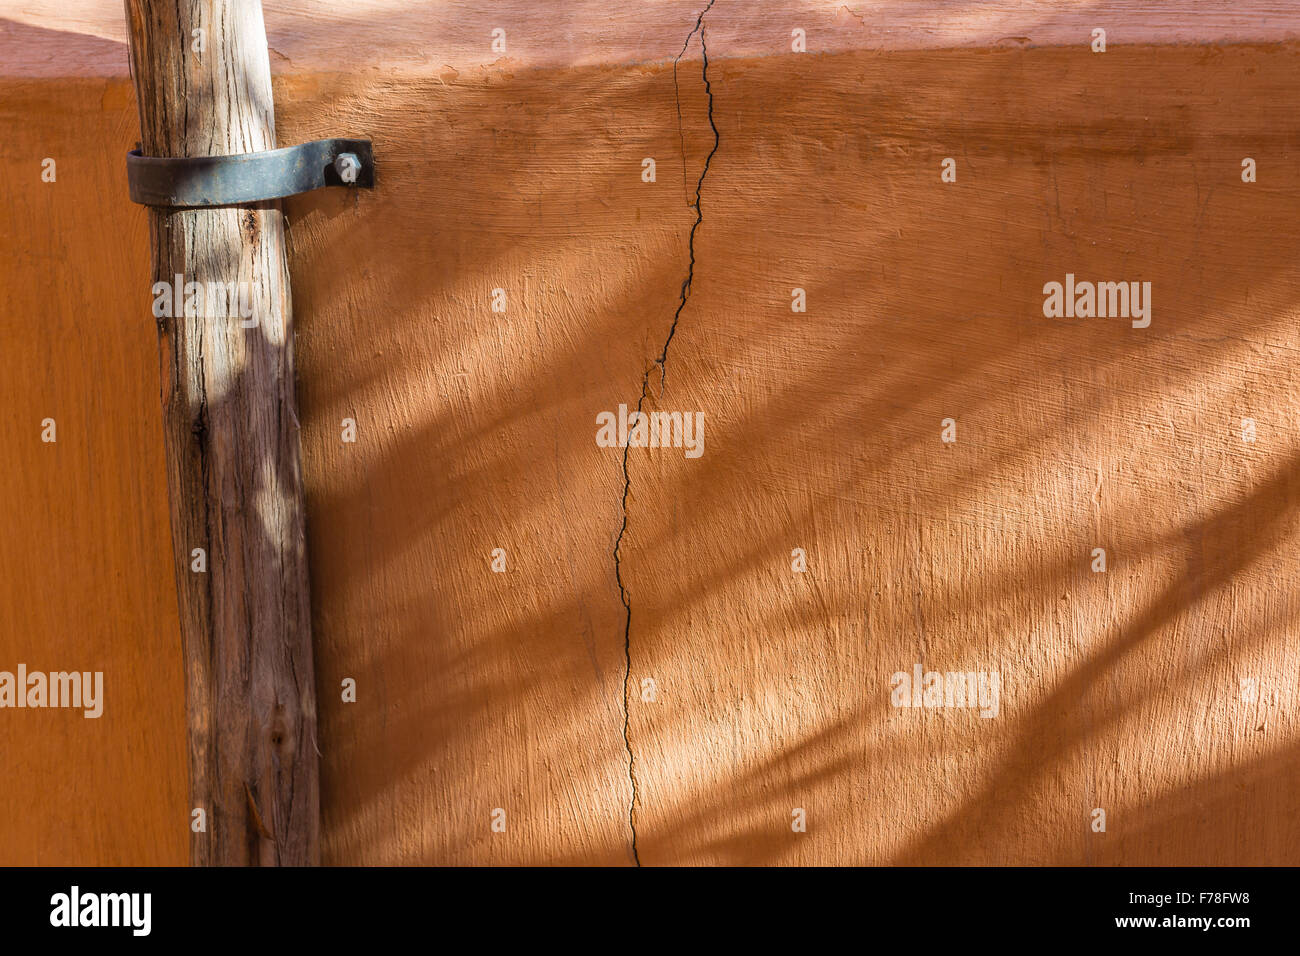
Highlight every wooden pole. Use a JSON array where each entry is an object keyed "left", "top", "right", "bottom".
[{"left": 122, "top": 0, "right": 320, "bottom": 866}]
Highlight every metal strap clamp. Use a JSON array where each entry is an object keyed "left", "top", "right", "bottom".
[{"left": 127, "top": 138, "right": 374, "bottom": 208}]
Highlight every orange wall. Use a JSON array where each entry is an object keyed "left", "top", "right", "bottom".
[
  {"left": 0, "top": 78, "right": 187, "bottom": 865},
  {"left": 2, "top": 21, "right": 1299, "bottom": 864}
]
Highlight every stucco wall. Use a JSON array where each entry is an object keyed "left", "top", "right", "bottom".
[{"left": 1, "top": 2, "right": 1298, "bottom": 864}]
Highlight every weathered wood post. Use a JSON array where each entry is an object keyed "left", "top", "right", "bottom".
[{"left": 122, "top": 0, "right": 320, "bottom": 865}]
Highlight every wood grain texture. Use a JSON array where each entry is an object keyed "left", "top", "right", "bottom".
[
  {"left": 123, "top": 0, "right": 318, "bottom": 865},
  {"left": 2, "top": 5, "right": 1299, "bottom": 866}
]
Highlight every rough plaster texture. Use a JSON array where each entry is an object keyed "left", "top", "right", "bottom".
[{"left": 1, "top": 2, "right": 1298, "bottom": 864}]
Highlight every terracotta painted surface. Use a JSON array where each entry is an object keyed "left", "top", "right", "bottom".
[
  {"left": 288, "top": 40, "right": 1300, "bottom": 866},
  {"left": 0, "top": 79, "right": 188, "bottom": 865},
  {"left": 1, "top": 4, "right": 1299, "bottom": 865}
]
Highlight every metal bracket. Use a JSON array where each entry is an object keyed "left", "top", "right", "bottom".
[{"left": 127, "top": 138, "right": 374, "bottom": 208}]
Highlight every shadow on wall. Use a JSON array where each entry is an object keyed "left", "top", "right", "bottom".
[
  {"left": 280, "top": 37, "right": 1300, "bottom": 866},
  {"left": 2, "top": 6, "right": 1297, "bottom": 867}
]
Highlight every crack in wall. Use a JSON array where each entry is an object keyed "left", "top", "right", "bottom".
[{"left": 613, "top": 0, "right": 719, "bottom": 868}]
